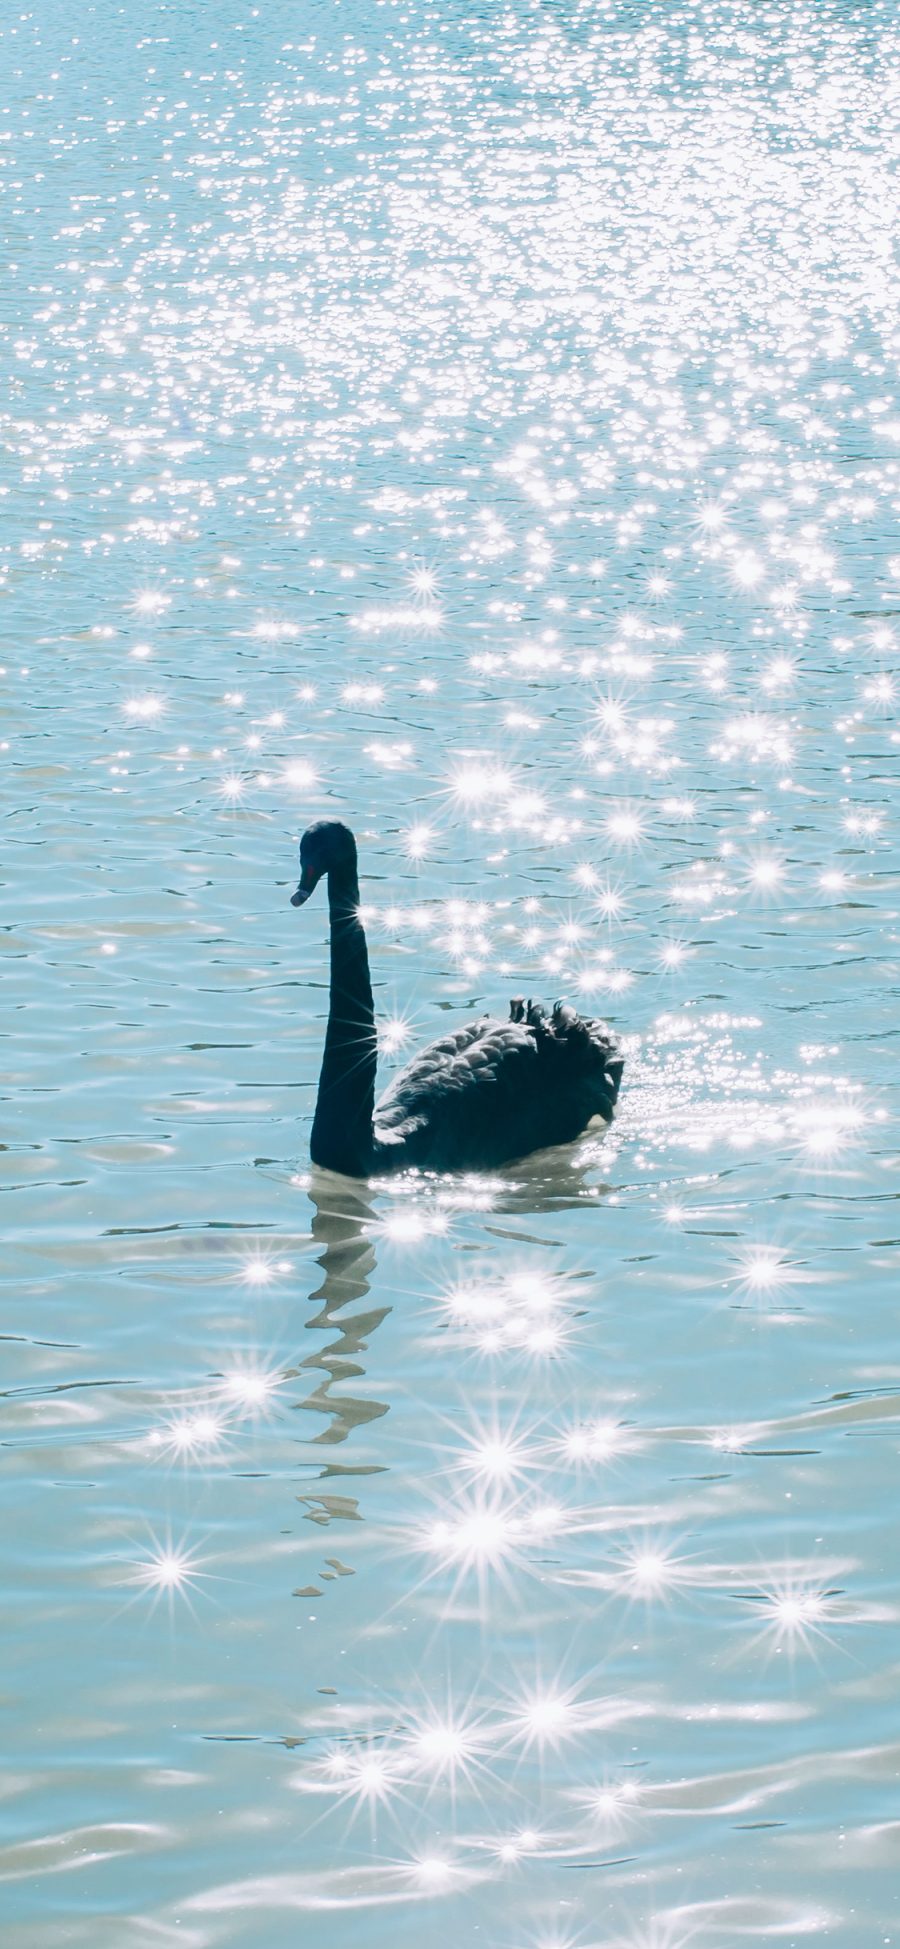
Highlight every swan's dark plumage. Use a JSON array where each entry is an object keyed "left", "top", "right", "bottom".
[
  {"left": 374, "top": 999, "right": 622, "bottom": 1171},
  {"left": 290, "top": 819, "right": 624, "bottom": 1178}
]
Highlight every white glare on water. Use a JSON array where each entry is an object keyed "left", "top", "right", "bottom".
[
  {"left": 741, "top": 1570, "right": 844, "bottom": 1662},
  {"left": 503, "top": 1679, "right": 586, "bottom": 1754},
  {"left": 154, "top": 1412, "right": 226, "bottom": 1459},
  {"left": 731, "top": 1245, "right": 801, "bottom": 1299},
  {"left": 618, "top": 1545, "right": 688, "bottom": 1599},
  {"left": 140, "top": 1549, "right": 194, "bottom": 1590},
  {"left": 237, "top": 1251, "right": 291, "bottom": 1288},
  {"left": 219, "top": 1363, "right": 284, "bottom": 1413},
  {"left": 8, "top": 0, "right": 899, "bottom": 1938},
  {"left": 556, "top": 1417, "right": 637, "bottom": 1468},
  {"left": 123, "top": 692, "right": 165, "bottom": 723},
  {"left": 125, "top": 1536, "right": 210, "bottom": 1613},
  {"left": 280, "top": 760, "right": 319, "bottom": 793},
  {"left": 403, "top": 823, "right": 435, "bottom": 860},
  {"left": 423, "top": 1498, "right": 522, "bottom": 1579}
]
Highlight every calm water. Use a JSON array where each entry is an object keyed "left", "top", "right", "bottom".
[{"left": 2, "top": 2, "right": 899, "bottom": 1943}]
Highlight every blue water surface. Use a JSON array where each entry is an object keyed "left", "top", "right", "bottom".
[{"left": 2, "top": 2, "right": 899, "bottom": 1944}]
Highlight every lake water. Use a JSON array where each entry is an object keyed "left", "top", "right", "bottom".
[{"left": 2, "top": 2, "right": 899, "bottom": 1943}]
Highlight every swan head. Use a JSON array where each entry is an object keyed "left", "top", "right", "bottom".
[{"left": 290, "top": 818, "right": 357, "bottom": 906}]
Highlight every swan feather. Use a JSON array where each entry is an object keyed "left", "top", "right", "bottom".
[{"left": 373, "top": 1002, "right": 621, "bottom": 1172}]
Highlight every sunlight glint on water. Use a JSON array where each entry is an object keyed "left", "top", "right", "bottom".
[{"left": 1, "top": 1, "right": 898, "bottom": 1944}]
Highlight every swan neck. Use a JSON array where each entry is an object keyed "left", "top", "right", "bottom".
[
  {"left": 309, "top": 861, "right": 376, "bottom": 1176},
  {"left": 326, "top": 861, "right": 361, "bottom": 922}
]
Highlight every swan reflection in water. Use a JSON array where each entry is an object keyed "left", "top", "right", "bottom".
[
  {"left": 288, "top": 1137, "right": 619, "bottom": 1468},
  {"left": 290, "top": 1168, "right": 389, "bottom": 1453}
]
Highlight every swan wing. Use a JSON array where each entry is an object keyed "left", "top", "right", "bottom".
[
  {"left": 373, "top": 1007, "right": 621, "bottom": 1171},
  {"left": 373, "top": 1016, "right": 538, "bottom": 1158}
]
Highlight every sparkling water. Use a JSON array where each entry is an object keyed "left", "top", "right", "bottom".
[{"left": 2, "top": 2, "right": 898, "bottom": 1944}]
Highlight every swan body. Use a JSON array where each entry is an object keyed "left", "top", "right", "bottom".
[{"left": 290, "top": 819, "right": 624, "bottom": 1178}]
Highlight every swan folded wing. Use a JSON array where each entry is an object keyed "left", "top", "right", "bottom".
[
  {"left": 373, "top": 1017, "right": 539, "bottom": 1164},
  {"left": 373, "top": 1007, "right": 623, "bottom": 1170}
]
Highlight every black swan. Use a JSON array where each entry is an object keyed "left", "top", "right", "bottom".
[{"left": 290, "top": 819, "right": 624, "bottom": 1177}]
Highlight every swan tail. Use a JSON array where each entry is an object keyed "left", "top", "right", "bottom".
[{"left": 529, "top": 1001, "right": 624, "bottom": 1121}]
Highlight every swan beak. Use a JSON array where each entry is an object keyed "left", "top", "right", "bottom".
[{"left": 291, "top": 860, "right": 323, "bottom": 907}]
